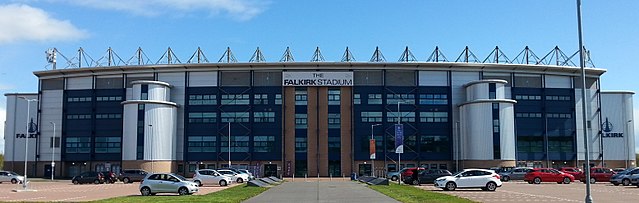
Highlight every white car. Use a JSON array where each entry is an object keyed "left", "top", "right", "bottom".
[
  {"left": 217, "top": 169, "right": 249, "bottom": 183},
  {"left": 0, "top": 171, "right": 24, "bottom": 184},
  {"left": 434, "top": 169, "right": 502, "bottom": 191},
  {"left": 192, "top": 169, "right": 233, "bottom": 187},
  {"left": 139, "top": 173, "right": 199, "bottom": 196},
  {"left": 239, "top": 169, "right": 255, "bottom": 180}
]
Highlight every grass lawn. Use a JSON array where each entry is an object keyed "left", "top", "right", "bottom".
[
  {"left": 94, "top": 184, "right": 269, "bottom": 203},
  {"left": 368, "top": 183, "right": 476, "bottom": 203}
]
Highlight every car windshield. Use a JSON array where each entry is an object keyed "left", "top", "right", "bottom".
[
  {"left": 452, "top": 171, "right": 465, "bottom": 176},
  {"left": 173, "top": 174, "right": 188, "bottom": 181},
  {"left": 9, "top": 172, "right": 18, "bottom": 175},
  {"left": 617, "top": 168, "right": 634, "bottom": 175}
]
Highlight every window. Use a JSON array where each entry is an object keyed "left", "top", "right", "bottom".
[
  {"left": 387, "top": 112, "right": 415, "bottom": 122},
  {"left": 188, "top": 112, "right": 216, "bottom": 123},
  {"left": 275, "top": 94, "right": 282, "bottom": 105},
  {"left": 517, "top": 137, "right": 543, "bottom": 152},
  {"left": 254, "top": 112, "right": 275, "bottom": 122},
  {"left": 420, "top": 112, "right": 448, "bottom": 123},
  {"left": 489, "top": 83, "right": 496, "bottom": 99},
  {"left": 65, "top": 137, "right": 91, "bottom": 153},
  {"left": 254, "top": 136, "right": 275, "bottom": 152},
  {"left": 295, "top": 90, "right": 308, "bottom": 105},
  {"left": 368, "top": 94, "right": 382, "bottom": 104},
  {"left": 419, "top": 94, "right": 447, "bottom": 105},
  {"left": 221, "top": 94, "right": 250, "bottom": 105},
  {"left": 188, "top": 136, "right": 216, "bottom": 152},
  {"left": 95, "top": 114, "right": 122, "bottom": 119},
  {"left": 67, "top": 97, "right": 92, "bottom": 102},
  {"left": 387, "top": 94, "right": 415, "bottom": 105},
  {"left": 295, "top": 137, "right": 307, "bottom": 152},
  {"left": 295, "top": 114, "right": 307, "bottom": 129},
  {"left": 514, "top": 95, "right": 542, "bottom": 100},
  {"left": 95, "top": 96, "right": 123, "bottom": 102},
  {"left": 328, "top": 113, "right": 340, "bottom": 129},
  {"left": 221, "top": 135, "right": 249, "bottom": 152},
  {"left": 328, "top": 89, "right": 340, "bottom": 105},
  {"left": 420, "top": 136, "right": 449, "bottom": 153},
  {"left": 66, "top": 114, "right": 92, "bottom": 120},
  {"left": 328, "top": 136, "right": 340, "bottom": 153},
  {"left": 221, "top": 112, "right": 250, "bottom": 123},
  {"left": 50, "top": 137, "right": 60, "bottom": 148},
  {"left": 493, "top": 119, "right": 500, "bottom": 133},
  {"left": 95, "top": 137, "right": 121, "bottom": 153},
  {"left": 516, "top": 113, "right": 542, "bottom": 118},
  {"left": 188, "top": 94, "right": 217, "bottom": 105},
  {"left": 548, "top": 137, "right": 573, "bottom": 152},
  {"left": 361, "top": 112, "right": 382, "bottom": 123},
  {"left": 354, "top": 94, "right": 361, "bottom": 104},
  {"left": 546, "top": 95, "right": 571, "bottom": 101},
  {"left": 546, "top": 113, "right": 572, "bottom": 119},
  {"left": 254, "top": 94, "right": 269, "bottom": 105}
]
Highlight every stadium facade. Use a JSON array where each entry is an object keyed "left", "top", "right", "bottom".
[{"left": 2, "top": 46, "right": 635, "bottom": 178}]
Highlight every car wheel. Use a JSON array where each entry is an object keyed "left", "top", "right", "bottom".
[
  {"left": 73, "top": 180, "right": 79, "bottom": 185},
  {"left": 623, "top": 179, "right": 631, "bottom": 186},
  {"left": 178, "top": 187, "right": 189, "bottom": 196},
  {"left": 502, "top": 176, "right": 510, "bottom": 182},
  {"left": 533, "top": 177, "right": 541, "bottom": 184},
  {"left": 11, "top": 179, "right": 18, "bottom": 184},
  {"left": 140, "top": 187, "right": 152, "bottom": 196},
  {"left": 527, "top": 181, "right": 533, "bottom": 184},
  {"left": 123, "top": 178, "right": 130, "bottom": 184},
  {"left": 589, "top": 178, "right": 596, "bottom": 184},
  {"left": 219, "top": 180, "right": 228, "bottom": 187},
  {"left": 237, "top": 178, "right": 244, "bottom": 183},
  {"left": 445, "top": 182, "right": 457, "bottom": 191},
  {"left": 613, "top": 183, "right": 620, "bottom": 186},
  {"left": 391, "top": 176, "right": 398, "bottom": 181},
  {"left": 486, "top": 182, "right": 497, "bottom": 191},
  {"left": 412, "top": 179, "right": 419, "bottom": 185},
  {"left": 563, "top": 177, "right": 571, "bottom": 184},
  {"left": 195, "top": 180, "right": 202, "bottom": 187},
  {"left": 94, "top": 179, "right": 101, "bottom": 184}
]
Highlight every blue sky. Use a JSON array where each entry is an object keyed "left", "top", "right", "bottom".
[{"left": 0, "top": 0, "right": 638, "bottom": 153}]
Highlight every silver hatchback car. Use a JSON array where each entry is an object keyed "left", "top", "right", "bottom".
[{"left": 139, "top": 173, "right": 199, "bottom": 196}]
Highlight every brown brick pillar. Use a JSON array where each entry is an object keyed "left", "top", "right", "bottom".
[
  {"left": 283, "top": 87, "right": 296, "bottom": 177},
  {"left": 340, "top": 87, "right": 353, "bottom": 175},
  {"left": 317, "top": 87, "right": 329, "bottom": 177},
  {"left": 307, "top": 87, "right": 319, "bottom": 176}
]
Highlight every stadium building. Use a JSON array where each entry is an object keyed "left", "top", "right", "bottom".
[{"left": 2, "top": 46, "right": 635, "bottom": 178}]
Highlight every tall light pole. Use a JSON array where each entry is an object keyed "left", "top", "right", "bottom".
[
  {"left": 576, "top": 0, "right": 593, "bottom": 202},
  {"left": 370, "top": 124, "right": 381, "bottom": 177},
  {"left": 50, "top": 121, "right": 56, "bottom": 181},
  {"left": 228, "top": 122, "right": 232, "bottom": 168},
  {"left": 148, "top": 124, "right": 153, "bottom": 173},
  {"left": 19, "top": 97, "right": 37, "bottom": 190},
  {"left": 396, "top": 101, "right": 405, "bottom": 184}
]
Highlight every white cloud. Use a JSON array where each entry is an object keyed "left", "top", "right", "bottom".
[
  {"left": 0, "top": 4, "right": 87, "bottom": 44},
  {"left": 57, "top": 0, "right": 268, "bottom": 21}
]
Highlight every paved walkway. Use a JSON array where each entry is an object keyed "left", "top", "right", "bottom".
[{"left": 243, "top": 181, "right": 399, "bottom": 203}]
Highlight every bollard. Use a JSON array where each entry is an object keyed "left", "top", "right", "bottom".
[
  {"left": 330, "top": 173, "right": 332, "bottom": 181},
  {"left": 293, "top": 174, "right": 295, "bottom": 182},
  {"left": 305, "top": 173, "right": 308, "bottom": 182}
]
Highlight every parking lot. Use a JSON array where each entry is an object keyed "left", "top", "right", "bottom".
[
  {"left": 418, "top": 181, "right": 639, "bottom": 203},
  {"left": 0, "top": 179, "right": 234, "bottom": 202}
]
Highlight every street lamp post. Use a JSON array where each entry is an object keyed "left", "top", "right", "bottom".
[
  {"left": 19, "top": 97, "right": 37, "bottom": 190},
  {"left": 50, "top": 121, "right": 56, "bottom": 181},
  {"left": 148, "top": 124, "right": 153, "bottom": 173},
  {"left": 576, "top": 0, "right": 593, "bottom": 202},
  {"left": 228, "top": 122, "right": 232, "bottom": 168},
  {"left": 370, "top": 124, "right": 381, "bottom": 177}
]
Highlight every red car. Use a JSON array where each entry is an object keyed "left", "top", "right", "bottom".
[
  {"left": 524, "top": 168, "right": 574, "bottom": 184},
  {"left": 579, "top": 167, "right": 615, "bottom": 183},
  {"left": 400, "top": 167, "right": 425, "bottom": 181},
  {"left": 559, "top": 167, "right": 583, "bottom": 180}
]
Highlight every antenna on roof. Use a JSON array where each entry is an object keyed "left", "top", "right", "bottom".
[
  {"left": 369, "top": 46, "right": 386, "bottom": 62},
  {"left": 280, "top": 47, "right": 295, "bottom": 62},
  {"left": 187, "top": 47, "right": 210, "bottom": 63},
  {"left": 156, "top": 47, "right": 182, "bottom": 64},
  {"left": 511, "top": 46, "right": 540, "bottom": 64},
  {"left": 538, "top": 46, "right": 575, "bottom": 66},
  {"left": 249, "top": 47, "right": 266, "bottom": 62},
  {"left": 127, "top": 47, "right": 152, "bottom": 65},
  {"left": 341, "top": 47, "right": 356, "bottom": 62},
  {"left": 311, "top": 47, "right": 325, "bottom": 62},
  {"left": 426, "top": 46, "right": 448, "bottom": 62},
  {"left": 398, "top": 46, "right": 417, "bottom": 62},
  {"left": 482, "top": 46, "right": 511, "bottom": 64},
  {"left": 95, "top": 47, "right": 125, "bottom": 67},
  {"left": 218, "top": 47, "right": 238, "bottom": 63},
  {"left": 455, "top": 46, "right": 480, "bottom": 63}
]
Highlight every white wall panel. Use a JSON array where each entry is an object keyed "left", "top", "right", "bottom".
[
  {"left": 158, "top": 72, "right": 185, "bottom": 160},
  {"left": 545, "top": 75, "right": 572, "bottom": 88},
  {"left": 461, "top": 103, "right": 493, "bottom": 160},
  {"left": 601, "top": 93, "right": 635, "bottom": 161},
  {"left": 575, "top": 89, "right": 600, "bottom": 160},
  {"left": 500, "top": 103, "right": 516, "bottom": 160},
  {"left": 188, "top": 71, "right": 218, "bottom": 87},
  {"left": 145, "top": 105, "right": 176, "bottom": 160},
  {"left": 418, "top": 71, "right": 448, "bottom": 86},
  {"left": 121, "top": 104, "right": 138, "bottom": 160},
  {"left": 4, "top": 95, "right": 38, "bottom": 162},
  {"left": 452, "top": 71, "right": 479, "bottom": 162},
  {"left": 66, "top": 76, "right": 93, "bottom": 90},
  {"left": 467, "top": 83, "right": 488, "bottom": 101},
  {"left": 38, "top": 90, "right": 63, "bottom": 161}
]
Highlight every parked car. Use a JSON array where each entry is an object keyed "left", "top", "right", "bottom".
[
  {"left": 220, "top": 168, "right": 254, "bottom": 180},
  {"left": 524, "top": 168, "right": 574, "bottom": 184},
  {"left": 192, "top": 169, "right": 233, "bottom": 187},
  {"left": 239, "top": 169, "right": 255, "bottom": 180},
  {"left": 217, "top": 169, "right": 249, "bottom": 183},
  {"left": 610, "top": 167, "right": 639, "bottom": 186},
  {"left": 434, "top": 169, "right": 502, "bottom": 191},
  {"left": 100, "top": 171, "right": 117, "bottom": 184},
  {"left": 404, "top": 169, "right": 451, "bottom": 185},
  {"left": 0, "top": 171, "right": 24, "bottom": 184},
  {"left": 139, "top": 173, "right": 198, "bottom": 196},
  {"left": 118, "top": 169, "right": 148, "bottom": 183},
  {"left": 612, "top": 168, "right": 626, "bottom": 173},
  {"left": 400, "top": 167, "right": 425, "bottom": 181},
  {"left": 499, "top": 167, "right": 532, "bottom": 182},
  {"left": 387, "top": 168, "right": 407, "bottom": 181},
  {"left": 559, "top": 167, "right": 583, "bottom": 180},
  {"left": 630, "top": 173, "right": 639, "bottom": 187},
  {"left": 72, "top": 171, "right": 105, "bottom": 184},
  {"left": 579, "top": 167, "right": 615, "bottom": 183}
]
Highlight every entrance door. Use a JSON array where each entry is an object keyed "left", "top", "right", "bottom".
[
  {"left": 359, "top": 164, "right": 371, "bottom": 176},
  {"left": 264, "top": 164, "right": 278, "bottom": 177},
  {"left": 44, "top": 164, "right": 52, "bottom": 178}
]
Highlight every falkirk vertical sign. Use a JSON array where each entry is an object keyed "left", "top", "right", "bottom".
[
  {"left": 394, "top": 124, "right": 404, "bottom": 153},
  {"left": 282, "top": 72, "right": 354, "bottom": 86}
]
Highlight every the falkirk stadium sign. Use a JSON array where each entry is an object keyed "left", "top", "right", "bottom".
[
  {"left": 602, "top": 117, "right": 624, "bottom": 138},
  {"left": 282, "top": 72, "right": 353, "bottom": 86}
]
